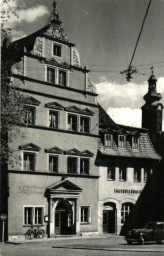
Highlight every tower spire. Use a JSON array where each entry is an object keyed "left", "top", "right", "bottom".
[{"left": 141, "top": 68, "right": 163, "bottom": 136}]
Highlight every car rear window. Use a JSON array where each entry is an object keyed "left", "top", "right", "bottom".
[{"left": 145, "top": 223, "right": 157, "bottom": 229}]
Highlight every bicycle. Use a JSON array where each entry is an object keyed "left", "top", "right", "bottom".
[{"left": 25, "top": 226, "right": 45, "bottom": 239}]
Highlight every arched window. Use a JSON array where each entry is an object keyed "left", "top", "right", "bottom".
[{"left": 121, "top": 203, "right": 134, "bottom": 224}]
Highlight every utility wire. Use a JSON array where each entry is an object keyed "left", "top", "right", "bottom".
[{"left": 129, "top": 0, "right": 152, "bottom": 67}]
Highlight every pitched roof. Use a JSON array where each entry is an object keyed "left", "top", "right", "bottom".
[
  {"left": 98, "top": 132, "right": 161, "bottom": 160},
  {"left": 98, "top": 104, "right": 161, "bottom": 161},
  {"left": 99, "top": 104, "right": 116, "bottom": 127}
]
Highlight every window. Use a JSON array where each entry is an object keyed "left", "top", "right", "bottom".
[
  {"left": 118, "top": 135, "right": 125, "bottom": 147},
  {"left": 24, "top": 207, "right": 32, "bottom": 225},
  {"left": 144, "top": 168, "right": 150, "bottom": 182},
  {"left": 53, "top": 43, "right": 62, "bottom": 57},
  {"left": 132, "top": 137, "right": 139, "bottom": 149},
  {"left": 121, "top": 203, "right": 134, "bottom": 224},
  {"left": 49, "top": 111, "right": 58, "bottom": 128},
  {"left": 134, "top": 168, "right": 141, "bottom": 182},
  {"left": 104, "top": 134, "right": 112, "bottom": 147},
  {"left": 119, "top": 166, "right": 126, "bottom": 181},
  {"left": 59, "top": 70, "right": 67, "bottom": 86},
  {"left": 23, "top": 153, "right": 35, "bottom": 171},
  {"left": 80, "top": 206, "right": 90, "bottom": 223},
  {"left": 35, "top": 207, "right": 43, "bottom": 225},
  {"left": 107, "top": 166, "right": 115, "bottom": 180},
  {"left": 49, "top": 155, "right": 58, "bottom": 173},
  {"left": 24, "top": 206, "right": 44, "bottom": 225},
  {"left": 80, "top": 158, "right": 89, "bottom": 174},
  {"left": 80, "top": 116, "right": 90, "bottom": 133},
  {"left": 47, "top": 67, "right": 55, "bottom": 84},
  {"left": 67, "top": 157, "right": 77, "bottom": 174},
  {"left": 67, "top": 114, "right": 78, "bottom": 131},
  {"left": 25, "top": 106, "right": 35, "bottom": 125}
]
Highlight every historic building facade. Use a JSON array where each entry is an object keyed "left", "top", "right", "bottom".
[
  {"left": 6, "top": 2, "right": 99, "bottom": 239},
  {"left": 2, "top": 2, "right": 163, "bottom": 240},
  {"left": 96, "top": 105, "right": 161, "bottom": 235}
]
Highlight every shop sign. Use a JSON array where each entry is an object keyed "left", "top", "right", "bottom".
[{"left": 114, "top": 189, "right": 142, "bottom": 194}]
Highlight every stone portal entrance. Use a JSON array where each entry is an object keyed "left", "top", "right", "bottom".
[{"left": 46, "top": 178, "right": 82, "bottom": 237}]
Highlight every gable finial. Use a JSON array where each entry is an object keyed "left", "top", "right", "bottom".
[
  {"left": 151, "top": 66, "right": 154, "bottom": 75},
  {"left": 52, "top": 0, "right": 59, "bottom": 21}
]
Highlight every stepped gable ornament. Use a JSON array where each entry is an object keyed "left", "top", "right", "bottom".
[
  {"left": 11, "top": 59, "right": 24, "bottom": 75},
  {"left": 72, "top": 47, "right": 81, "bottom": 67},
  {"left": 32, "top": 37, "right": 43, "bottom": 57}
]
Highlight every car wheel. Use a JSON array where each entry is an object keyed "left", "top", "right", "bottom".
[
  {"left": 156, "top": 240, "right": 162, "bottom": 244},
  {"left": 139, "top": 237, "right": 144, "bottom": 245},
  {"left": 127, "top": 240, "right": 132, "bottom": 245}
]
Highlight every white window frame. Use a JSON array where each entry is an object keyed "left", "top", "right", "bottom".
[
  {"left": 22, "top": 151, "right": 37, "bottom": 171},
  {"left": 46, "top": 65, "right": 56, "bottom": 84},
  {"left": 80, "top": 115, "right": 90, "bottom": 133},
  {"left": 25, "top": 105, "right": 36, "bottom": 126},
  {"left": 80, "top": 157, "right": 90, "bottom": 175},
  {"left": 119, "top": 166, "right": 126, "bottom": 181},
  {"left": 52, "top": 42, "right": 63, "bottom": 58},
  {"left": 118, "top": 135, "right": 126, "bottom": 147},
  {"left": 134, "top": 167, "right": 141, "bottom": 182},
  {"left": 80, "top": 205, "right": 91, "bottom": 224},
  {"left": 67, "top": 156, "right": 78, "bottom": 174},
  {"left": 104, "top": 134, "right": 112, "bottom": 147},
  {"left": 23, "top": 205, "right": 45, "bottom": 226},
  {"left": 67, "top": 113, "right": 78, "bottom": 131},
  {"left": 132, "top": 137, "right": 139, "bottom": 149},
  {"left": 121, "top": 203, "right": 133, "bottom": 225},
  {"left": 58, "top": 68, "right": 67, "bottom": 86},
  {"left": 49, "top": 154, "right": 59, "bottom": 173},
  {"left": 107, "top": 166, "right": 115, "bottom": 180},
  {"left": 49, "top": 110, "right": 59, "bottom": 128},
  {"left": 46, "top": 65, "right": 69, "bottom": 87}
]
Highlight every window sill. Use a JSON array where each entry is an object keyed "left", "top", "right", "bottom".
[
  {"left": 23, "top": 224, "right": 44, "bottom": 227},
  {"left": 107, "top": 179, "right": 115, "bottom": 181},
  {"left": 80, "top": 223, "right": 90, "bottom": 225},
  {"left": 134, "top": 180, "right": 141, "bottom": 183}
]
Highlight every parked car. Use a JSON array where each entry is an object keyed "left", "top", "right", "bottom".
[{"left": 125, "top": 222, "right": 164, "bottom": 245}]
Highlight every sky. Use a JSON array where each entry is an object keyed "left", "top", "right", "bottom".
[{"left": 2, "top": 0, "right": 164, "bottom": 128}]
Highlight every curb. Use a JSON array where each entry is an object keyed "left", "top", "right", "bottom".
[
  {"left": 52, "top": 245, "right": 164, "bottom": 253},
  {"left": 6, "top": 235, "right": 117, "bottom": 244}
]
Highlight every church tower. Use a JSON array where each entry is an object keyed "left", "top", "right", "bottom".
[{"left": 141, "top": 69, "right": 163, "bottom": 137}]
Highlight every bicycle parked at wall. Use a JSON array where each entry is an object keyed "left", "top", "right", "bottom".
[{"left": 25, "top": 226, "right": 45, "bottom": 239}]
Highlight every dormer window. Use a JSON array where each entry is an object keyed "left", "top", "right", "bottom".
[
  {"left": 53, "top": 43, "right": 62, "bottom": 57},
  {"left": 132, "top": 137, "right": 139, "bottom": 149},
  {"left": 104, "top": 134, "right": 112, "bottom": 147},
  {"left": 118, "top": 135, "right": 125, "bottom": 147}
]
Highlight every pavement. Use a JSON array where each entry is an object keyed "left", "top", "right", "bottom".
[{"left": 5, "top": 234, "right": 164, "bottom": 253}]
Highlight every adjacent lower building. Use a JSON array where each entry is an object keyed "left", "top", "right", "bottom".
[{"left": 96, "top": 106, "right": 161, "bottom": 235}]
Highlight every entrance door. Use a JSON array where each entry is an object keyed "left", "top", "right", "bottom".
[
  {"left": 55, "top": 200, "right": 73, "bottom": 235},
  {"left": 103, "top": 203, "right": 116, "bottom": 233}
]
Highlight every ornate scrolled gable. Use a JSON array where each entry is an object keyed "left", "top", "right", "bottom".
[{"left": 31, "top": 36, "right": 43, "bottom": 57}]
